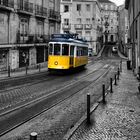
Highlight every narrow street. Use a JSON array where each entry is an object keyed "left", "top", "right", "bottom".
[{"left": 0, "top": 45, "right": 124, "bottom": 140}]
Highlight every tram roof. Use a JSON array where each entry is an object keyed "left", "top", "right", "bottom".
[{"left": 49, "top": 34, "right": 88, "bottom": 46}]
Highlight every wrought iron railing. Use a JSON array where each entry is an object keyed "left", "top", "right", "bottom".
[
  {"left": 0, "top": 0, "right": 14, "bottom": 8},
  {"left": 35, "top": 5, "right": 47, "bottom": 17},
  {"left": 16, "top": 32, "right": 50, "bottom": 44},
  {"left": 17, "top": 0, "right": 33, "bottom": 13},
  {"left": 48, "top": 9, "right": 61, "bottom": 21}
]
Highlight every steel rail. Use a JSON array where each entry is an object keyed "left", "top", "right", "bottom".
[{"left": 0, "top": 64, "right": 112, "bottom": 137}]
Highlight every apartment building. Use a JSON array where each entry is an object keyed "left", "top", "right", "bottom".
[
  {"left": 0, "top": 0, "right": 61, "bottom": 71},
  {"left": 125, "top": 0, "right": 140, "bottom": 75},
  {"left": 118, "top": 5, "right": 129, "bottom": 56},
  {"left": 60, "top": 0, "right": 102, "bottom": 55},
  {"left": 99, "top": 0, "right": 118, "bottom": 44}
]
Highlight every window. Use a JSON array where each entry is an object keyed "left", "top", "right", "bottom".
[
  {"left": 85, "top": 31, "right": 91, "bottom": 36},
  {"left": 20, "top": 18, "right": 29, "bottom": 36},
  {"left": 64, "top": 5, "right": 69, "bottom": 12},
  {"left": 64, "top": 18, "right": 69, "bottom": 25},
  {"left": 76, "top": 31, "right": 82, "bottom": 36},
  {"left": 86, "top": 18, "right": 90, "bottom": 23},
  {"left": 77, "top": 4, "right": 81, "bottom": 11},
  {"left": 70, "top": 45, "right": 74, "bottom": 56},
  {"left": 86, "top": 4, "right": 90, "bottom": 11},
  {"left": 77, "top": 18, "right": 81, "bottom": 24},
  {"left": 37, "top": 20, "right": 44, "bottom": 36},
  {"left": 54, "top": 44, "right": 61, "bottom": 55},
  {"left": 62, "top": 44, "right": 69, "bottom": 55},
  {"left": 49, "top": 44, "right": 53, "bottom": 55}
]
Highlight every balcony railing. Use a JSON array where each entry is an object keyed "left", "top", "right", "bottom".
[
  {"left": 16, "top": 32, "right": 50, "bottom": 44},
  {"left": 35, "top": 5, "right": 47, "bottom": 17},
  {"left": 0, "top": 0, "right": 14, "bottom": 8},
  {"left": 84, "top": 24, "right": 92, "bottom": 30},
  {"left": 17, "top": 0, "right": 33, "bottom": 14},
  {"left": 48, "top": 9, "right": 61, "bottom": 21},
  {"left": 74, "top": 24, "right": 83, "bottom": 30},
  {"left": 62, "top": 24, "right": 71, "bottom": 30}
]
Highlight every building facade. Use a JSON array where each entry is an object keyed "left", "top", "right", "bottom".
[
  {"left": 99, "top": 0, "right": 118, "bottom": 44},
  {"left": 60, "top": 0, "right": 103, "bottom": 55},
  {"left": 0, "top": 0, "right": 61, "bottom": 71},
  {"left": 118, "top": 5, "right": 129, "bottom": 56},
  {"left": 125, "top": 0, "right": 140, "bottom": 75}
]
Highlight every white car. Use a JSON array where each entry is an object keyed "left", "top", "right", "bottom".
[{"left": 112, "top": 46, "right": 118, "bottom": 53}]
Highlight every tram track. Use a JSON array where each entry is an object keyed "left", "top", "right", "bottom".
[{"left": 0, "top": 62, "right": 114, "bottom": 137}]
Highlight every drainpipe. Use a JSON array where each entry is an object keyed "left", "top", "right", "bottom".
[{"left": 132, "top": 0, "right": 135, "bottom": 72}]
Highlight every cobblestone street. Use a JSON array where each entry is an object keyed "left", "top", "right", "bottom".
[{"left": 67, "top": 62, "right": 140, "bottom": 140}]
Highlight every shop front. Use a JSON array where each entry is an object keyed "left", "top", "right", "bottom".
[
  {"left": 19, "top": 47, "right": 29, "bottom": 68},
  {"left": 36, "top": 45, "right": 48, "bottom": 64},
  {"left": 0, "top": 49, "right": 9, "bottom": 71}
]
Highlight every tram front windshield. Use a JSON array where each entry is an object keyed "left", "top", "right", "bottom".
[
  {"left": 54, "top": 44, "right": 61, "bottom": 55},
  {"left": 62, "top": 44, "right": 69, "bottom": 56}
]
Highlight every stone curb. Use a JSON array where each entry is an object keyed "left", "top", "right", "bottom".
[{"left": 63, "top": 86, "right": 110, "bottom": 140}]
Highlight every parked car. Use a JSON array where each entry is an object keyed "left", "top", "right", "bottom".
[
  {"left": 88, "top": 48, "right": 93, "bottom": 57},
  {"left": 112, "top": 46, "right": 118, "bottom": 53}
]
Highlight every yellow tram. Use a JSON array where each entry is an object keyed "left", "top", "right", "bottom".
[{"left": 48, "top": 33, "right": 88, "bottom": 70}]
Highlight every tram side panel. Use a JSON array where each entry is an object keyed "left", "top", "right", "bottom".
[{"left": 73, "top": 46, "right": 88, "bottom": 68}]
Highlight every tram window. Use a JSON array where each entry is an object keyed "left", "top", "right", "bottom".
[
  {"left": 62, "top": 44, "right": 69, "bottom": 55},
  {"left": 54, "top": 44, "right": 61, "bottom": 55},
  {"left": 70, "top": 45, "right": 74, "bottom": 56},
  {"left": 49, "top": 44, "right": 53, "bottom": 55}
]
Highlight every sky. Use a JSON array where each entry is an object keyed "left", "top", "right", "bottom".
[{"left": 110, "top": 0, "right": 125, "bottom": 6}]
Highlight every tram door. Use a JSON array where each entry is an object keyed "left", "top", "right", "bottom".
[{"left": 70, "top": 45, "right": 74, "bottom": 66}]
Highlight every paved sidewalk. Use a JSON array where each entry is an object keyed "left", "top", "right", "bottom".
[
  {"left": 64, "top": 61, "right": 140, "bottom": 140},
  {"left": 0, "top": 66, "right": 48, "bottom": 80}
]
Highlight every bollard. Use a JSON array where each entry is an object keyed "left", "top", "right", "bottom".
[
  {"left": 87, "top": 93, "right": 91, "bottom": 124},
  {"left": 110, "top": 78, "right": 113, "bottom": 93},
  {"left": 26, "top": 64, "right": 28, "bottom": 75},
  {"left": 138, "top": 83, "right": 140, "bottom": 94},
  {"left": 39, "top": 64, "right": 41, "bottom": 72},
  {"left": 138, "top": 66, "right": 140, "bottom": 80},
  {"left": 102, "top": 84, "right": 105, "bottom": 103},
  {"left": 114, "top": 74, "right": 117, "bottom": 85},
  {"left": 30, "top": 132, "right": 37, "bottom": 140},
  {"left": 120, "top": 60, "right": 122, "bottom": 72},
  {"left": 8, "top": 65, "right": 10, "bottom": 77},
  {"left": 117, "top": 68, "right": 120, "bottom": 80}
]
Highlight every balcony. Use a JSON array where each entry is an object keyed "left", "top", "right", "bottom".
[
  {"left": 84, "top": 24, "right": 92, "bottom": 30},
  {"left": 0, "top": 0, "right": 14, "bottom": 11},
  {"left": 74, "top": 24, "right": 83, "bottom": 30},
  {"left": 62, "top": 24, "right": 71, "bottom": 30},
  {"left": 17, "top": 0, "right": 33, "bottom": 15},
  {"left": 16, "top": 32, "right": 50, "bottom": 44},
  {"left": 35, "top": 34, "right": 50, "bottom": 43},
  {"left": 35, "top": 5, "right": 47, "bottom": 18},
  {"left": 48, "top": 9, "right": 61, "bottom": 22}
]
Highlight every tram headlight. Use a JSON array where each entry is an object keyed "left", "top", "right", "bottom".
[{"left": 54, "top": 61, "right": 58, "bottom": 65}]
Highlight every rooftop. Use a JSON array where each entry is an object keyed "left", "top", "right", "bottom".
[{"left": 98, "top": 0, "right": 114, "bottom": 4}]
